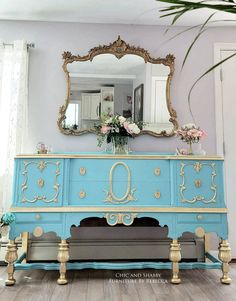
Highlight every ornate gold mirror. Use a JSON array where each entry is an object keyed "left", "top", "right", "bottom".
[{"left": 58, "top": 36, "right": 178, "bottom": 137}]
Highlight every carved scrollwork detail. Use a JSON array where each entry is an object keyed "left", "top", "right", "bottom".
[
  {"left": 104, "top": 213, "right": 138, "bottom": 226},
  {"left": 37, "top": 161, "right": 47, "bottom": 172},
  {"left": 179, "top": 162, "right": 217, "bottom": 204},
  {"left": 21, "top": 161, "right": 61, "bottom": 203},
  {"left": 104, "top": 162, "right": 136, "bottom": 204}
]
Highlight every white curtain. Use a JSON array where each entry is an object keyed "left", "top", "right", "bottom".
[{"left": 0, "top": 40, "right": 29, "bottom": 212}]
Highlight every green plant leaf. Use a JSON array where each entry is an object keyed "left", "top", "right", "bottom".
[
  {"left": 187, "top": 51, "right": 236, "bottom": 121},
  {"left": 181, "top": 13, "right": 215, "bottom": 68},
  {"left": 157, "top": 0, "right": 236, "bottom": 15}
]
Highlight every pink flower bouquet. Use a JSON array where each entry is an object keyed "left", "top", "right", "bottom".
[
  {"left": 95, "top": 113, "right": 142, "bottom": 148},
  {"left": 176, "top": 123, "right": 207, "bottom": 155},
  {"left": 176, "top": 123, "right": 207, "bottom": 144}
]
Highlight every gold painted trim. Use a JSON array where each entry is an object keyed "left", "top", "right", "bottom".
[
  {"left": 10, "top": 206, "right": 228, "bottom": 213},
  {"left": 15, "top": 154, "right": 224, "bottom": 161},
  {"left": 58, "top": 36, "right": 178, "bottom": 137},
  {"left": 104, "top": 162, "right": 136, "bottom": 204},
  {"left": 21, "top": 161, "right": 61, "bottom": 203},
  {"left": 180, "top": 162, "right": 217, "bottom": 204}
]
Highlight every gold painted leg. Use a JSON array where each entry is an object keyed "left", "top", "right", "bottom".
[
  {"left": 57, "top": 239, "right": 69, "bottom": 285},
  {"left": 5, "top": 240, "right": 18, "bottom": 286},
  {"left": 169, "top": 239, "right": 181, "bottom": 284},
  {"left": 218, "top": 239, "right": 232, "bottom": 284}
]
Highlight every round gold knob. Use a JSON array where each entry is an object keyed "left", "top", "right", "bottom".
[
  {"left": 35, "top": 214, "right": 41, "bottom": 220},
  {"left": 154, "top": 191, "right": 161, "bottom": 199},
  {"left": 79, "top": 191, "right": 86, "bottom": 199},
  {"left": 195, "top": 179, "right": 201, "bottom": 188},
  {"left": 196, "top": 214, "right": 204, "bottom": 221},
  {"left": 154, "top": 168, "right": 161, "bottom": 176},
  {"left": 195, "top": 227, "right": 205, "bottom": 238},
  {"left": 33, "top": 226, "right": 43, "bottom": 237},
  {"left": 80, "top": 167, "right": 86, "bottom": 176}
]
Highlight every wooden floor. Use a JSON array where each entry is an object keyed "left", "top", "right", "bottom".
[{"left": 0, "top": 264, "right": 236, "bottom": 301}]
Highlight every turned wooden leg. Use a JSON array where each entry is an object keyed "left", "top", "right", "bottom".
[
  {"left": 169, "top": 239, "right": 181, "bottom": 284},
  {"left": 218, "top": 239, "right": 232, "bottom": 284},
  {"left": 5, "top": 240, "right": 18, "bottom": 286},
  {"left": 57, "top": 239, "right": 69, "bottom": 285}
]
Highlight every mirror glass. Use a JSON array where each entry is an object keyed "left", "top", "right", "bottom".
[{"left": 58, "top": 37, "right": 178, "bottom": 137}]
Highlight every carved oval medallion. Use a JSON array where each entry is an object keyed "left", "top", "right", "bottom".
[{"left": 104, "top": 162, "right": 136, "bottom": 204}]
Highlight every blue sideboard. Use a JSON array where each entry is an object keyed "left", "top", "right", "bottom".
[{"left": 5, "top": 153, "right": 231, "bottom": 286}]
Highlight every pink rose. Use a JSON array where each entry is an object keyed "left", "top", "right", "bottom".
[
  {"left": 123, "top": 121, "right": 129, "bottom": 129},
  {"left": 101, "top": 126, "right": 111, "bottom": 134},
  {"left": 123, "top": 121, "right": 130, "bottom": 132},
  {"left": 200, "top": 130, "right": 207, "bottom": 137}
]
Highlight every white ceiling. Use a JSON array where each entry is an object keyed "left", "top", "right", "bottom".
[{"left": 0, "top": 0, "right": 235, "bottom": 26}]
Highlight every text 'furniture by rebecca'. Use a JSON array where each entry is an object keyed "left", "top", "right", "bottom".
[{"left": 5, "top": 153, "right": 231, "bottom": 285}]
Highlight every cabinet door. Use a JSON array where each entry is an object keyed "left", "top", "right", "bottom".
[
  {"left": 81, "top": 94, "right": 91, "bottom": 119},
  {"left": 90, "top": 94, "right": 101, "bottom": 120},
  {"left": 14, "top": 159, "right": 64, "bottom": 207},
  {"left": 174, "top": 160, "right": 224, "bottom": 208}
]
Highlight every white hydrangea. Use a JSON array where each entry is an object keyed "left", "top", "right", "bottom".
[
  {"left": 128, "top": 123, "right": 141, "bottom": 134},
  {"left": 118, "top": 116, "right": 126, "bottom": 124},
  {"left": 183, "top": 123, "right": 196, "bottom": 130}
]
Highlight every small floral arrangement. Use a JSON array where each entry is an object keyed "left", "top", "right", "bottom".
[
  {"left": 176, "top": 123, "right": 207, "bottom": 144},
  {"left": 0, "top": 212, "right": 15, "bottom": 238},
  {"left": 36, "top": 142, "right": 51, "bottom": 154},
  {"left": 95, "top": 113, "right": 142, "bottom": 148},
  {"left": 176, "top": 123, "right": 207, "bottom": 155}
]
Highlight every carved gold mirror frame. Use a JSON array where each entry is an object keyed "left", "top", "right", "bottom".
[{"left": 58, "top": 36, "right": 178, "bottom": 137}]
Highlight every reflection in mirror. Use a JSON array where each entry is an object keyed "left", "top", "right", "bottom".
[{"left": 58, "top": 37, "right": 178, "bottom": 137}]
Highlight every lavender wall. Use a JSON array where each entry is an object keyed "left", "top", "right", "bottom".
[{"left": 0, "top": 21, "right": 235, "bottom": 154}]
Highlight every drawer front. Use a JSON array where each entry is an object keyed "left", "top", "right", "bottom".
[
  {"left": 70, "top": 159, "right": 170, "bottom": 182},
  {"left": 69, "top": 180, "right": 171, "bottom": 206},
  {"left": 15, "top": 213, "right": 62, "bottom": 224},
  {"left": 175, "top": 160, "right": 224, "bottom": 207},
  {"left": 15, "top": 159, "right": 64, "bottom": 207},
  {"left": 177, "top": 213, "right": 222, "bottom": 224}
]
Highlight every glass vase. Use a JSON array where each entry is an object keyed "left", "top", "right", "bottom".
[
  {"left": 194, "top": 143, "right": 206, "bottom": 156},
  {"left": 188, "top": 141, "right": 193, "bottom": 155},
  {"left": 111, "top": 136, "right": 129, "bottom": 154}
]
